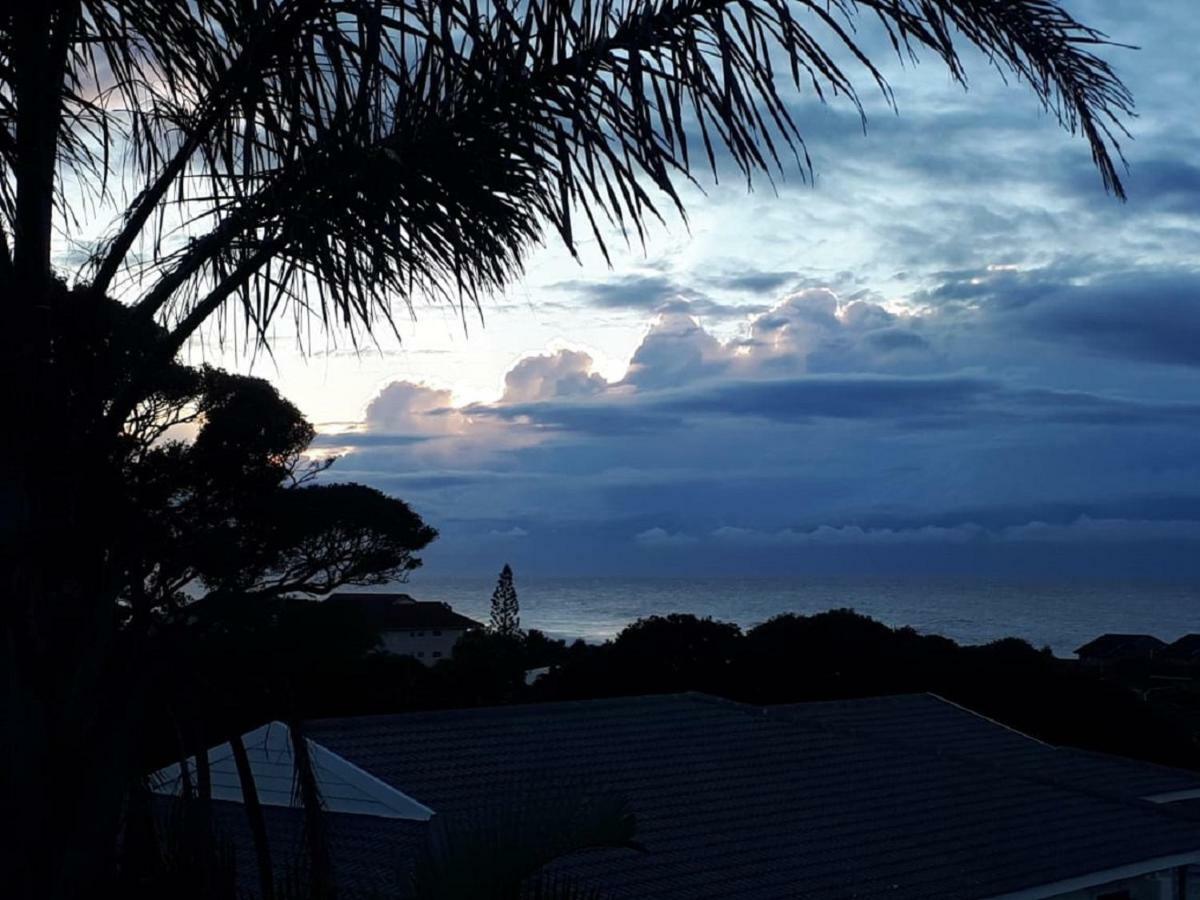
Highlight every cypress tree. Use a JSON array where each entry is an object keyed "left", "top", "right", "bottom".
[{"left": 489, "top": 564, "right": 520, "bottom": 636}]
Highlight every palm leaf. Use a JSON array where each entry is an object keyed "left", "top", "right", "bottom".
[{"left": 1, "top": 0, "right": 1132, "bottom": 356}]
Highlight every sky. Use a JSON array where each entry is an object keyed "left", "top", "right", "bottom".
[{"left": 200, "top": 0, "right": 1200, "bottom": 579}]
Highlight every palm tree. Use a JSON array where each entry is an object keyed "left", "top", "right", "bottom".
[{"left": 0, "top": 1, "right": 1132, "bottom": 897}]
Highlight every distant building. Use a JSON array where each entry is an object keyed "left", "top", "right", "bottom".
[
  {"left": 1075, "top": 633, "right": 1167, "bottom": 666},
  {"left": 1163, "top": 635, "right": 1200, "bottom": 664},
  {"left": 156, "top": 693, "right": 1200, "bottom": 899},
  {"left": 326, "top": 592, "right": 481, "bottom": 664}
]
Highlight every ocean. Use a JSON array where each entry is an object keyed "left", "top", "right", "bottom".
[{"left": 403, "top": 575, "right": 1200, "bottom": 657}]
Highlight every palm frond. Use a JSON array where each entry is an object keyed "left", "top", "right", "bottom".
[{"left": 1, "top": 0, "right": 1133, "bottom": 350}]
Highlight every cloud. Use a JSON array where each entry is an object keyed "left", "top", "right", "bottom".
[
  {"left": 635, "top": 527, "right": 700, "bottom": 547},
  {"left": 699, "top": 270, "right": 800, "bottom": 294},
  {"left": 487, "top": 526, "right": 529, "bottom": 539},
  {"left": 652, "top": 374, "right": 993, "bottom": 425},
  {"left": 1009, "top": 270, "right": 1200, "bottom": 368},
  {"left": 712, "top": 523, "right": 986, "bottom": 545},
  {"left": 501, "top": 349, "right": 607, "bottom": 403},
  {"left": 555, "top": 274, "right": 698, "bottom": 310},
  {"left": 712, "top": 517, "right": 1200, "bottom": 546},
  {"left": 922, "top": 266, "right": 1200, "bottom": 369},
  {"left": 623, "top": 310, "right": 732, "bottom": 389},
  {"left": 338, "top": 260, "right": 1200, "bottom": 578},
  {"left": 364, "top": 382, "right": 470, "bottom": 436},
  {"left": 999, "top": 516, "right": 1200, "bottom": 544}
]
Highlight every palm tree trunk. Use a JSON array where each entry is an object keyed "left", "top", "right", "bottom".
[{"left": 230, "top": 733, "right": 275, "bottom": 900}]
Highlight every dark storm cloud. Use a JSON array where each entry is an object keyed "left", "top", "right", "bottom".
[
  {"left": 556, "top": 272, "right": 775, "bottom": 318},
  {"left": 310, "top": 431, "right": 432, "bottom": 448},
  {"left": 651, "top": 374, "right": 993, "bottom": 424},
  {"left": 926, "top": 266, "right": 1200, "bottom": 368},
  {"left": 556, "top": 274, "right": 690, "bottom": 309},
  {"left": 465, "top": 397, "right": 684, "bottom": 436},
  {"left": 1012, "top": 271, "right": 1200, "bottom": 368},
  {"left": 699, "top": 270, "right": 800, "bottom": 293}
]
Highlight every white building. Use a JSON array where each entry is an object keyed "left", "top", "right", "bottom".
[{"left": 325, "top": 591, "right": 482, "bottom": 664}]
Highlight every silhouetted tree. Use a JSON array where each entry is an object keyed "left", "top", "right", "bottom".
[
  {"left": 490, "top": 564, "right": 521, "bottom": 636},
  {"left": 0, "top": 1, "right": 1135, "bottom": 895},
  {"left": 121, "top": 356, "right": 437, "bottom": 625}
]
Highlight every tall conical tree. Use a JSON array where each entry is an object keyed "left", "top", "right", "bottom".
[{"left": 489, "top": 565, "right": 521, "bottom": 637}]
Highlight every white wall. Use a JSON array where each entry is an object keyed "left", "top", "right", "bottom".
[{"left": 379, "top": 627, "right": 469, "bottom": 663}]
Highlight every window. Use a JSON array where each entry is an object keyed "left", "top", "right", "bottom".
[
  {"left": 416, "top": 631, "right": 425, "bottom": 637},
  {"left": 432, "top": 651, "right": 443, "bottom": 658},
  {"left": 433, "top": 630, "right": 442, "bottom": 636},
  {"left": 1097, "top": 891, "right": 1132, "bottom": 900},
  {"left": 417, "top": 651, "right": 425, "bottom": 658}
]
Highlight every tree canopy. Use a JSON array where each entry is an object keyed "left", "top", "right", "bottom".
[{"left": 119, "top": 343, "right": 438, "bottom": 625}]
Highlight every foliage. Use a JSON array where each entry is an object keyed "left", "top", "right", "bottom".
[
  {"left": 527, "top": 610, "right": 1198, "bottom": 769},
  {"left": 119, "top": 340, "right": 437, "bottom": 623},
  {"left": 489, "top": 564, "right": 521, "bottom": 637}
]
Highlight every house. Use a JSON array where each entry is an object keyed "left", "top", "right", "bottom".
[
  {"left": 1164, "top": 635, "right": 1200, "bottom": 664},
  {"left": 155, "top": 693, "right": 1200, "bottom": 899},
  {"left": 325, "top": 591, "right": 482, "bottom": 664},
  {"left": 1075, "top": 633, "right": 1167, "bottom": 666}
]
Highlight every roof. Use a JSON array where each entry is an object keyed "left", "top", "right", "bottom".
[
  {"left": 1074, "top": 633, "right": 1167, "bottom": 660},
  {"left": 295, "top": 693, "right": 1200, "bottom": 899},
  {"left": 769, "top": 693, "right": 1200, "bottom": 801},
  {"left": 325, "top": 592, "right": 482, "bottom": 631},
  {"left": 153, "top": 722, "right": 434, "bottom": 820},
  {"left": 1165, "top": 634, "right": 1200, "bottom": 661}
]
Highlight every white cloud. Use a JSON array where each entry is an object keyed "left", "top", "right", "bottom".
[
  {"left": 365, "top": 381, "right": 469, "bottom": 436},
  {"left": 623, "top": 310, "right": 731, "bottom": 389},
  {"left": 501, "top": 349, "right": 608, "bottom": 403},
  {"left": 487, "top": 526, "right": 530, "bottom": 539}
]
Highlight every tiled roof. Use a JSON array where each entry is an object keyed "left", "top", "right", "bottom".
[
  {"left": 1074, "top": 633, "right": 1167, "bottom": 660},
  {"left": 325, "top": 592, "right": 482, "bottom": 631},
  {"left": 769, "top": 693, "right": 1200, "bottom": 800},
  {"left": 300, "top": 693, "right": 1200, "bottom": 900}
]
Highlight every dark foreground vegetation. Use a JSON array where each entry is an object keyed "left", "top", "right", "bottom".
[{"left": 157, "top": 605, "right": 1200, "bottom": 775}]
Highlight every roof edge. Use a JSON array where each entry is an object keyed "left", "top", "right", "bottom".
[
  {"left": 984, "top": 850, "right": 1200, "bottom": 900},
  {"left": 152, "top": 721, "right": 435, "bottom": 821},
  {"left": 926, "top": 693, "right": 1053, "bottom": 748}
]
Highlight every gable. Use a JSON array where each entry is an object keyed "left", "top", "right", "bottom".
[{"left": 151, "top": 721, "right": 434, "bottom": 821}]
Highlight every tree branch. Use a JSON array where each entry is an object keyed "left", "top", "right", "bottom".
[{"left": 104, "top": 240, "right": 283, "bottom": 433}]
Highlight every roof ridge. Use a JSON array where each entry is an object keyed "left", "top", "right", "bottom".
[{"left": 924, "top": 692, "right": 1053, "bottom": 748}]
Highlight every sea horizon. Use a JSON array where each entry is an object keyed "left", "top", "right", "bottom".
[{"left": 393, "top": 573, "right": 1200, "bottom": 658}]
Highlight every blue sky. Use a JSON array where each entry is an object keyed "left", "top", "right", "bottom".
[{"left": 211, "top": 0, "right": 1200, "bottom": 579}]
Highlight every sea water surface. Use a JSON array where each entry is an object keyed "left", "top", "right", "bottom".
[{"left": 403, "top": 575, "right": 1200, "bottom": 657}]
